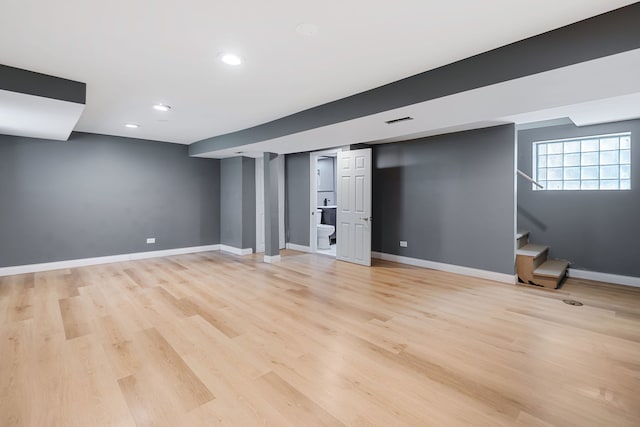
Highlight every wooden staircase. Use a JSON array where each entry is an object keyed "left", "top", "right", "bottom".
[{"left": 516, "top": 231, "right": 569, "bottom": 289}]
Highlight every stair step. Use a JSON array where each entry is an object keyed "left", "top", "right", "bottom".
[
  {"left": 516, "top": 244, "right": 548, "bottom": 258},
  {"left": 534, "top": 259, "right": 569, "bottom": 278},
  {"left": 516, "top": 231, "right": 530, "bottom": 249}
]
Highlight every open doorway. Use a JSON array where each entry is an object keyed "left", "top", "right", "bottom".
[{"left": 310, "top": 149, "right": 339, "bottom": 256}]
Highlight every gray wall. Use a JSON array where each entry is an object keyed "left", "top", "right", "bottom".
[
  {"left": 220, "top": 157, "right": 255, "bottom": 251},
  {"left": 372, "top": 125, "right": 516, "bottom": 275},
  {"left": 285, "top": 152, "right": 310, "bottom": 246},
  {"left": 518, "top": 119, "right": 640, "bottom": 277},
  {"left": 0, "top": 132, "right": 220, "bottom": 267},
  {"left": 283, "top": 126, "right": 516, "bottom": 274}
]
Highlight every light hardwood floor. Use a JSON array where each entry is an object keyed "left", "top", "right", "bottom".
[{"left": 1, "top": 250, "right": 640, "bottom": 426}]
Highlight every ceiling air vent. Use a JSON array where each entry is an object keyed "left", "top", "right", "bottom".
[{"left": 385, "top": 116, "right": 413, "bottom": 124}]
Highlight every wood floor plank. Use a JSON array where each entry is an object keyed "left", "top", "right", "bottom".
[
  {"left": 118, "top": 374, "right": 183, "bottom": 427},
  {"left": 0, "top": 320, "right": 36, "bottom": 426},
  {"left": 6, "top": 287, "right": 34, "bottom": 322},
  {"left": 183, "top": 315, "right": 272, "bottom": 379},
  {"left": 182, "top": 353, "right": 292, "bottom": 426},
  {"left": 58, "top": 296, "right": 92, "bottom": 340},
  {"left": 254, "top": 371, "right": 345, "bottom": 427},
  {"left": 1, "top": 250, "right": 640, "bottom": 426},
  {"left": 61, "top": 335, "right": 136, "bottom": 426},
  {"left": 95, "top": 314, "right": 140, "bottom": 379},
  {"left": 136, "top": 327, "right": 215, "bottom": 410}
]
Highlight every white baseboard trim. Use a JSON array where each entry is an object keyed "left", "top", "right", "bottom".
[
  {"left": 285, "top": 243, "right": 312, "bottom": 253},
  {"left": 371, "top": 252, "right": 516, "bottom": 284},
  {"left": 219, "top": 245, "right": 253, "bottom": 256},
  {"left": 569, "top": 268, "right": 640, "bottom": 288},
  {"left": 263, "top": 255, "right": 281, "bottom": 263},
  {"left": 0, "top": 244, "right": 221, "bottom": 277}
]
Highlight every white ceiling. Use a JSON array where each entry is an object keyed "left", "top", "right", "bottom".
[
  {"left": 196, "top": 49, "right": 640, "bottom": 158},
  {"left": 0, "top": 0, "right": 635, "bottom": 144}
]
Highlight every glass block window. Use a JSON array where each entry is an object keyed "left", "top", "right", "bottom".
[{"left": 533, "top": 133, "right": 631, "bottom": 191}]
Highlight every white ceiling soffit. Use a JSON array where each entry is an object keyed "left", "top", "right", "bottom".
[
  {"left": 501, "top": 92, "right": 640, "bottom": 127},
  {"left": 195, "top": 48, "right": 640, "bottom": 158},
  {"left": 0, "top": 89, "right": 85, "bottom": 141},
  {"left": 0, "top": 0, "right": 636, "bottom": 144}
]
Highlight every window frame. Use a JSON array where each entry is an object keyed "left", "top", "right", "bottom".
[{"left": 532, "top": 132, "right": 631, "bottom": 191}]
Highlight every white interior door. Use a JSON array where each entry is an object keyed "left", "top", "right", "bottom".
[
  {"left": 255, "top": 158, "right": 265, "bottom": 253},
  {"left": 336, "top": 148, "right": 372, "bottom": 266}
]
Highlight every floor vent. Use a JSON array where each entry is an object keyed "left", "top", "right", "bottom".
[{"left": 563, "top": 299, "right": 583, "bottom": 306}]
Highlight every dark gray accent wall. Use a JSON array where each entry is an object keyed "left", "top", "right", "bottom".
[
  {"left": 220, "top": 156, "right": 255, "bottom": 251},
  {"left": 0, "top": 132, "right": 219, "bottom": 268},
  {"left": 372, "top": 125, "right": 516, "bottom": 275},
  {"left": 0, "top": 64, "right": 86, "bottom": 104},
  {"left": 189, "top": 3, "right": 640, "bottom": 156},
  {"left": 518, "top": 119, "right": 640, "bottom": 277},
  {"left": 285, "top": 152, "right": 310, "bottom": 246}
]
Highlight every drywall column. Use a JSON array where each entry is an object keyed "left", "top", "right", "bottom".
[
  {"left": 263, "top": 153, "right": 280, "bottom": 262},
  {"left": 220, "top": 157, "right": 255, "bottom": 254}
]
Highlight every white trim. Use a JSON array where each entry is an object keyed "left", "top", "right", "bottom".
[
  {"left": 263, "top": 255, "right": 281, "bottom": 263},
  {"left": 219, "top": 245, "right": 253, "bottom": 256},
  {"left": 533, "top": 131, "right": 630, "bottom": 146},
  {"left": 371, "top": 252, "right": 517, "bottom": 284},
  {"left": 278, "top": 154, "right": 286, "bottom": 249},
  {"left": 256, "top": 157, "right": 265, "bottom": 254},
  {"left": 0, "top": 245, "right": 220, "bottom": 277},
  {"left": 513, "top": 125, "right": 519, "bottom": 282},
  {"left": 532, "top": 132, "right": 632, "bottom": 192},
  {"left": 285, "top": 243, "right": 312, "bottom": 253},
  {"left": 309, "top": 152, "right": 318, "bottom": 253},
  {"left": 569, "top": 268, "right": 640, "bottom": 288}
]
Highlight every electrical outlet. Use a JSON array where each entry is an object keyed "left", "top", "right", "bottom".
[
  {"left": 146, "top": 238, "right": 156, "bottom": 244},
  {"left": 400, "top": 241, "right": 408, "bottom": 247}
]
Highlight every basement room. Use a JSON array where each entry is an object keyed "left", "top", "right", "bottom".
[{"left": 1, "top": 1, "right": 639, "bottom": 426}]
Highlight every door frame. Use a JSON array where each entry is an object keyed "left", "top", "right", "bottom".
[{"left": 309, "top": 147, "right": 345, "bottom": 254}]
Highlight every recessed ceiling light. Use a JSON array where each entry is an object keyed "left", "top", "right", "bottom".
[
  {"left": 221, "top": 53, "right": 242, "bottom": 66},
  {"left": 153, "top": 104, "right": 171, "bottom": 112},
  {"left": 125, "top": 123, "right": 139, "bottom": 129}
]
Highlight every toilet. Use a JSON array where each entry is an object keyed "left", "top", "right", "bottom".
[{"left": 316, "top": 209, "right": 335, "bottom": 250}]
